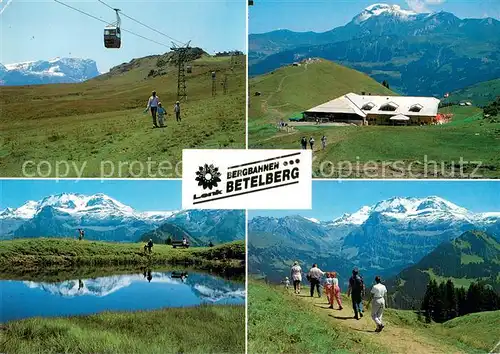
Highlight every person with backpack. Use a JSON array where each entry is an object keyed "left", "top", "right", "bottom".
[
  {"left": 347, "top": 267, "right": 365, "bottom": 320},
  {"left": 321, "top": 135, "right": 327, "bottom": 150},
  {"left": 307, "top": 263, "right": 324, "bottom": 297},
  {"left": 309, "top": 136, "right": 315, "bottom": 150},
  {"left": 368, "top": 276, "right": 387, "bottom": 332},
  {"left": 301, "top": 137, "right": 307, "bottom": 150}
]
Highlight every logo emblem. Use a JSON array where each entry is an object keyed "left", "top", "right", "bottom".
[{"left": 195, "top": 164, "right": 222, "bottom": 190}]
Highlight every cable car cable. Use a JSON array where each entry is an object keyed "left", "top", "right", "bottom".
[
  {"left": 97, "top": 0, "right": 186, "bottom": 46},
  {"left": 53, "top": 0, "right": 170, "bottom": 48}
]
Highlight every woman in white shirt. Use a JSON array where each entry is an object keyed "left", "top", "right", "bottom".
[
  {"left": 368, "top": 276, "right": 388, "bottom": 332},
  {"left": 145, "top": 91, "right": 160, "bottom": 128},
  {"left": 290, "top": 261, "right": 302, "bottom": 294}
]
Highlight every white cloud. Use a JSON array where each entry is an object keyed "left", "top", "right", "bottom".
[{"left": 406, "top": 0, "right": 445, "bottom": 13}]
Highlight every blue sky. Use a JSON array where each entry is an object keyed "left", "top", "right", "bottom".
[
  {"left": 250, "top": 181, "right": 500, "bottom": 220},
  {"left": 249, "top": 0, "right": 500, "bottom": 34},
  {"left": 0, "top": 0, "right": 246, "bottom": 72},
  {"left": 0, "top": 179, "right": 182, "bottom": 211}
]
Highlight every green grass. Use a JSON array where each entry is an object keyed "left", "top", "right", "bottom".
[
  {"left": 438, "top": 311, "right": 500, "bottom": 352},
  {"left": 248, "top": 60, "right": 500, "bottom": 178},
  {"left": 0, "top": 55, "right": 245, "bottom": 177},
  {"left": 0, "top": 238, "right": 245, "bottom": 274},
  {"left": 443, "top": 78, "right": 500, "bottom": 107},
  {"left": 248, "top": 281, "right": 497, "bottom": 354},
  {"left": 0, "top": 304, "right": 245, "bottom": 354},
  {"left": 422, "top": 269, "right": 475, "bottom": 289},
  {"left": 460, "top": 254, "right": 484, "bottom": 264},
  {"left": 248, "top": 281, "right": 382, "bottom": 354}
]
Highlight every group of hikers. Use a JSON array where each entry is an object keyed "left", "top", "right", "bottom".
[
  {"left": 285, "top": 262, "right": 388, "bottom": 332},
  {"left": 145, "top": 91, "right": 182, "bottom": 128},
  {"left": 300, "top": 136, "right": 327, "bottom": 151}
]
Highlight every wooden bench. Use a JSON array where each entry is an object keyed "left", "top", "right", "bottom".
[{"left": 172, "top": 240, "right": 190, "bottom": 248}]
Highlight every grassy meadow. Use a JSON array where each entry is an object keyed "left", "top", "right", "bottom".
[
  {"left": 248, "top": 281, "right": 499, "bottom": 354},
  {"left": 0, "top": 304, "right": 245, "bottom": 354},
  {"left": 248, "top": 59, "right": 500, "bottom": 178},
  {"left": 0, "top": 55, "right": 245, "bottom": 177},
  {"left": 0, "top": 238, "right": 245, "bottom": 274}
]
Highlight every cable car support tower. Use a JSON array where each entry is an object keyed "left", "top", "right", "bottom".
[{"left": 171, "top": 41, "right": 191, "bottom": 103}]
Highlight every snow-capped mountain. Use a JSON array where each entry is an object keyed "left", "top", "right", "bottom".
[
  {"left": 248, "top": 196, "right": 500, "bottom": 282},
  {"left": 23, "top": 272, "right": 245, "bottom": 303},
  {"left": 0, "top": 58, "right": 100, "bottom": 86},
  {"left": 353, "top": 3, "right": 418, "bottom": 24},
  {"left": 249, "top": 4, "right": 500, "bottom": 95},
  {"left": 0, "top": 193, "right": 244, "bottom": 243}
]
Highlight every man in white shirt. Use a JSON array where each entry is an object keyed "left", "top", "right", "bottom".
[
  {"left": 368, "top": 276, "right": 388, "bottom": 332},
  {"left": 174, "top": 101, "right": 181, "bottom": 122},
  {"left": 146, "top": 91, "right": 160, "bottom": 128},
  {"left": 308, "top": 263, "right": 325, "bottom": 297}
]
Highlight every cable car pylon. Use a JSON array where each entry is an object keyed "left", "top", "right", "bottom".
[{"left": 171, "top": 41, "right": 191, "bottom": 103}]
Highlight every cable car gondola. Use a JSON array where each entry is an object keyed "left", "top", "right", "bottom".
[{"left": 104, "top": 8, "right": 121, "bottom": 48}]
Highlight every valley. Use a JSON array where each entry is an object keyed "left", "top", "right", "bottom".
[
  {"left": 249, "top": 4, "right": 500, "bottom": 97},
  {"left": 248, "top": 194, "right": 500, "bottom": 313}
]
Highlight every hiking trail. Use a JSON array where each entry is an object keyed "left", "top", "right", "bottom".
[{"left": 290, "top": 291, "right": 464, "bottom": 354}]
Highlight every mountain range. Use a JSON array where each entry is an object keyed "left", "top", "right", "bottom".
[
  {"left": 24, "top": 272, "right": 245, "bottom": 302},
  {"left": 386, "top": 230, "right": 500, "bottom": 309},
  {"left": 249, "top": 4, "right": 500, "bottom": 96},
  {"left": 248, "top": 196, "right": 500, "bottom": 284},
  {"left": 0, "top": 58, "right": 100, "bottom": 86},
  {"left": 0, "top": 193, "right": 245, "bottom": 244}
]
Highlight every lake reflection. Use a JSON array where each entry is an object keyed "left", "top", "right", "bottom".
[{"left": 0, "top": 271, "right": 245, "bottom": 323}]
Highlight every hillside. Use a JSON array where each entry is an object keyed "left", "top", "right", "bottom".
[
  {"left": 387, "top": 231, "right": 500, "bottom": 309},
  {"left": 249, "top": 63, "right": 500, "bottom": 178},
  {"left": 249, "top": 58, "right": 394, "bottom": 141},
  {"left": 0, "top": 51, "right": 246, "bottom": 177},
  {"left": 0, "top": 238, "right": 245, "bottom": 274},
  {"left": 443, "top": 78, "right": 500, "bottom": 107},
  {"left": 249, "top": 5, "right": 500, "bottom": 96},
  {"left": 248, "top": 282, "right": 497, "bottom": 353}
]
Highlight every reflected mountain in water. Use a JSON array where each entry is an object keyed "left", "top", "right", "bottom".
[{"left": 23, "top": 272, "right": 245, "bottom": 303}]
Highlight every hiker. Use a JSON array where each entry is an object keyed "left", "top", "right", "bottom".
[
  {"left": 174, "top": 101, "right": 181, "bottom": 122},
  {"left": 290, "top": 261, "right": 303, "bottom": 294},
  {"left": 368, "top": 276, "right": 387, "bottom": 332},
  {"left": 145, "top": 91, "right": 160, "bottom": 128},
  {"left": 182, "top": 236, "right": 188, "bottom": 246},
  {"left": 347, "top": 267, "right": 365, "bottom": 320},
  {"left": 324, "top": 272, "right": 334, "bottom": 305},
  {"left": 157, "top": 102, "right": 167, "bottom": 127},
  {"left": 309, "top": 136, "right": 315, "bottom": 150},
  {"left": 283, "top": 276, "right": 290, "bottom": 290},
  {"left": 321, "top": 135, "right": 327, "bottom": 150},
  {"left": 145, "top": 239, "right": 153, "bottom": 253},
  {"left": 330, "top": 271, "right": 343, "bottom": 310},
  {"left": 77, "top": 229, "right": 84, "bottom": 241},
  {"left": 307, "top": 263, "right": 324, "bottom": 297},
  {"left": 209, "top": 240, "right": 214, "bottom": 247},
  {"left": 301, "top": 137, "right": 307, "bottom": 149}
]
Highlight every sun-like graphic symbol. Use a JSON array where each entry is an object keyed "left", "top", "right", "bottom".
[{"left": 195, "top": 164, "right": 222, "bottom": 190}]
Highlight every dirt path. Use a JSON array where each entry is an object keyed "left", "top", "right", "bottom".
[{"left": 292, "top": 292, "right": 464, "bottom": 354}]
